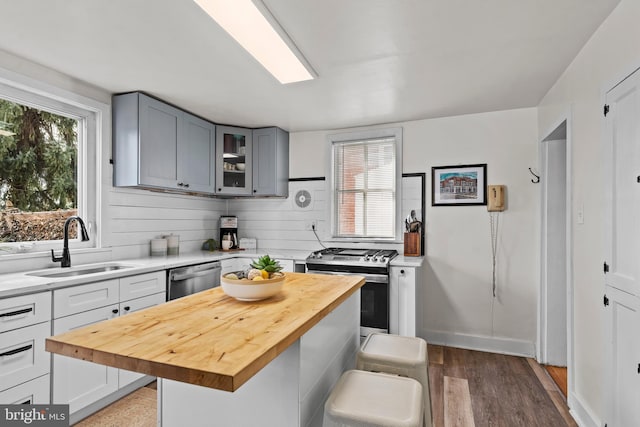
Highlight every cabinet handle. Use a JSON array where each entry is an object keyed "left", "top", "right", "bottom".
[
  {"left": 0, "top": 307, "right": 33, "bottom": 317},
  {"left": 218, "top": 188, "right": 222, "bottom": 191},
  {"left": 177, "top": 182, "right": 184, "bottom": 187},
  {"left": 112, "top": 309, "right": 119, "bottom": 314},
  {"left": 184, "top": 183, "right": 189, "bottom": 188},
  {"left": 253, "top": 189, "right": 257, "bottom": 193},
  {"left": 124, "top": 306, "right": 131, "bottom": 312},
  {"left": 400, "top": 269, "right": 405, "bottom": 274},
  {"left": 0, "top": 344, "right": 33, "bottom": 357}
]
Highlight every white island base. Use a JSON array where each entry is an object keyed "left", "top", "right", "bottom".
[{"left": 159, "top": 291, "right": 360, "bottom": 427}]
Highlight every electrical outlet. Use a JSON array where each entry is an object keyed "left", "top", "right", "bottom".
[{"left": 305, "top": 220, "right": 317, "bottom": 231}]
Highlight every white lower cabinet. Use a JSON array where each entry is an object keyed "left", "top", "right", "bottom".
[
  {"left": 0, "top": 291, "right": 51, "bottom": 333},
  {"left": 605, "top": 285, "right": 640, "bottom": 427},
  {"left": 119, "top": 271, "right": 165, "bottom": 302},
  {"left": 0, "top": 291, "right": 51, "bottom": 404},
  {"left": 53, "top": 279, "right": 119, "bottom": 318},
  {"left": 53, "top": 304, "right": 120, "bottom": 413},
  {"left": 389, "top": 266, "right": 417, "bottom": 337},
  {"left": 0, "top": 374, "right": 50, "bottom": 404},
  {"left": 279, "top": 259, "right": 294, "bottom": 272},
  {"left": 0, "top": 322, "right": 50, "bottom": 390},
  {"left": 221, "top": 258, "right": 244, "bottom": 275},
  {"left": 118, "top": 292, "right": 166, "bottom": 387},
  {"left": 52, "top": 272, "right": 166, "bottom": 417}
]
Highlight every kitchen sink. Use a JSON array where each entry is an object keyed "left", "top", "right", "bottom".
[{"left": 26, "top": 263, "right": 135, "bottom": 278}]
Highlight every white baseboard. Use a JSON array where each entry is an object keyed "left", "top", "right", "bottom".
[
  {"left": 422, "top": 330, "right": 535, "bottom": 357},
  {"left": 568, "top": 393, "right": 600, "bottom": 427}
]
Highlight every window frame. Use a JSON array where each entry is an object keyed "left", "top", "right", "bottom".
[
  {"left": 326, "top": 127, "right": 403, "bottom": 243},
  {"left": 0, "top": 71, "right": 104, "bottom": 255}
]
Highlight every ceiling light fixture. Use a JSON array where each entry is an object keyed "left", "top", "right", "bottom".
[{"left": 193, "top": 0, "right": 316, "bottom": 84}]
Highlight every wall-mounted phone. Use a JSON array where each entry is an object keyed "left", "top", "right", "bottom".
[{"left": 487, "top": 185, "right": 506, "bottom": 212}]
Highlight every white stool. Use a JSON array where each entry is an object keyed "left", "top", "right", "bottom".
[
  {"left": 356, "top": 333, "right": 433, "bottom": 427},
  {"left": 323, "top": 369, "right": 423, "bottom": 427}
]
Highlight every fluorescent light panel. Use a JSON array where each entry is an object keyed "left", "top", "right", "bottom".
[{"left": 194, "top": 0, "right": 315, "bottom": 84}]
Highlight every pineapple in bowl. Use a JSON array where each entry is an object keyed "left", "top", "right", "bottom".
[{"left": 220, "top": 255, "right": 286, "bottom": 301}]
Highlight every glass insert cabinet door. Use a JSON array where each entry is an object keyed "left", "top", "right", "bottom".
[{"left": 216, "top": 125, "right": 252, "bottom": 195}]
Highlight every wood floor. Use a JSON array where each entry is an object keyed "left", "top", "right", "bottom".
[
  {"left": 78, "top": 346, "right": 576, "bottom": 427},
  {"left": 428, "top": 345, "right": 577, "bottom": 427},
  {"left": 544, "top": 365, "right": 568, "bottom": 397}
]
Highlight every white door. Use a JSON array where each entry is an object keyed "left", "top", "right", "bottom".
[
  {"left": 605, "top": 69, "right": 640, "bottom": 297},
  {"left": 604, "top": 67, "right": 640, "bottom": 426},
  {"left": 604, "top": 286, "right": 640, "bottom": 427},
  {"left": 540, "top": 134, "right": 567, "bottom": 366}
]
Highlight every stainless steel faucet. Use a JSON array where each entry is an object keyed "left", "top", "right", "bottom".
[{"left": 51, "top": 216, "right": 90, "bottom": 267}]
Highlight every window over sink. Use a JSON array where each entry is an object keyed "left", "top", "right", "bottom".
[
  {"left": 0, "top": 76, "right": 101, "bottom": 255},
  {"left": 328, "top": 127, "right": 403, "bottom": 241}
]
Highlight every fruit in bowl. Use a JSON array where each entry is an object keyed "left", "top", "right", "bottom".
[{"left": 221, "top": 255, "right": 286, "bottom": 301}]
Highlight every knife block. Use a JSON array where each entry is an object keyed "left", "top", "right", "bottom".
[{"left": 403, "top": 232, "right": 421, "bottom": 257}]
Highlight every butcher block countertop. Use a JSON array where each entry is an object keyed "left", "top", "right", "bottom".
[{"left": 45, "top": 272, "right": 364, "bottom": 392}]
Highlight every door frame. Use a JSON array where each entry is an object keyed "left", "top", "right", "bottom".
[{"left": 537, "top": 113, "right": 574, "bottom": 400}]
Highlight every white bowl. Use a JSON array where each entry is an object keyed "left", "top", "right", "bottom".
[
  {"left": 235, "top": 163, "right": 246, "bottom": 171},
  {"left": 220, "top": 274, "right": 285, "bottom": 301}
]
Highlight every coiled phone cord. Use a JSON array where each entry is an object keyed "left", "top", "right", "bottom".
[{"left": 489, "top": 212, "right": 500, "bottom": 298}]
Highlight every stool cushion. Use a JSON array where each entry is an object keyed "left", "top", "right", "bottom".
[
  {"left": 356, "top": 334, "right": 433, "bottom": 427},
  {"left": 359, "top": 333, "right": 427, "bottom": 367},
  {"left": 324, "top": 370, "right": 423, "bottom": 427}
]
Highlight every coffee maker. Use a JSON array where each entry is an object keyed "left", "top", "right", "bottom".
[{"left": 219, "top": 215, "right": 238, "bottom": 250}]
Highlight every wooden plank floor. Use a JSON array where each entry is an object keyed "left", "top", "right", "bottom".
[
  {"left": 428, "top": 345, "right": 577, "bottom": 427},
  {"left": 80, "top": 347, "right": 575, "bottom": 427},
  {"left": 544, "top": 365, "right": 568, "bottom": 397}
]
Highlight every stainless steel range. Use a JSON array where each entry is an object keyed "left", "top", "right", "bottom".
[{"left": 306, "top": 248, "right": 398, "bottom": 337}]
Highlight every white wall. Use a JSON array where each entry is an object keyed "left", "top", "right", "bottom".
[
  {"left": 288, "top": 108, "right": 540, "bottom": 355},
  {"left": 228, "top": 180, "right": 327, "bottom": 252},
  {"left": 537, "top": 0, "right": 640, "bottom": 424}
]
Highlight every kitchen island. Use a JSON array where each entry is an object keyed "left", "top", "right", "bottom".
[{"left": 46, "top": 272, "right": 364, "bottom": 426}]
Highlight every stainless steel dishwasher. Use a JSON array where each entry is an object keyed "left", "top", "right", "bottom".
[{"left": 167, "top": 261, "right": 221, "bottom": 301}]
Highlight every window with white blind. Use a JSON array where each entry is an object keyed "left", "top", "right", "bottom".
[{"left": 328, "top": 128, "right": 403, "bottom": 240}]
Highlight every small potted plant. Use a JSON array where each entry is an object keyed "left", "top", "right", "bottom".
[{"left": 221, "top": 255, "right": 286, "bottom": 301}]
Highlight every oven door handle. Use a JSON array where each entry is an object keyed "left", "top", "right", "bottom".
[{"left": 306, "top": 270, "right": 388, "bottom": 284}]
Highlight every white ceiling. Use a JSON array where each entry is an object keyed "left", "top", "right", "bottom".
[{"left": 0, "top": 0, "right": 620, "bottom": 132}]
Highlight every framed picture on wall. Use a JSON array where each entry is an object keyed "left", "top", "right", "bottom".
[{"left": 431, "top": 164, "right": 487, "bottom": 206}]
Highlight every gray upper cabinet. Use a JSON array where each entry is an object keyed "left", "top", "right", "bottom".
[
  {"left": 215, "top": 126, "right": 253, "bottom": 195},
  {"left": 180, "top": 113, "right": 216, "bottom": 193},
  {"left": 252, "top": 127, "right": 289, "bottom": 197},
  {"left": 113, "top": 92, "right": 216, "bottom": 194}
]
